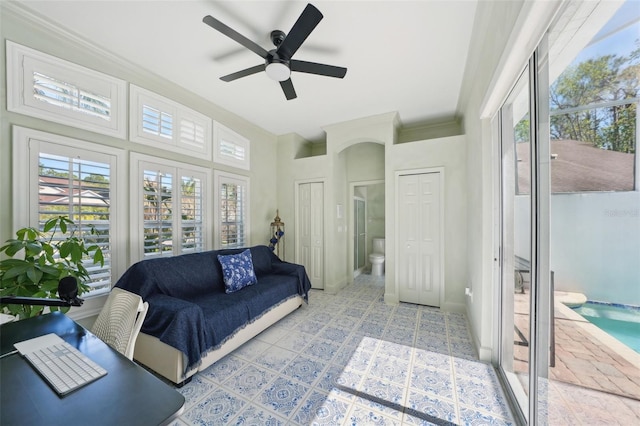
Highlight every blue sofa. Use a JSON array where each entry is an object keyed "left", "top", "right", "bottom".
[{"left": 115, "top": 245, "right": 311, "bottom": 385}]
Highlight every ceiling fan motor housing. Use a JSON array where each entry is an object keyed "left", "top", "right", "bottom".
[{"left": 270, "top": 30, "right": 286, "bottom": 47}]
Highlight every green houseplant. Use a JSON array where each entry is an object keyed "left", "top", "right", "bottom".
[{"left": 0, "top": 216, "right": 104, "bottom": 319}]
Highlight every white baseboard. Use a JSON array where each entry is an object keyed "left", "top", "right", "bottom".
[
  {"left": 441, "top": 301, "right": 465, "bottom": 313},
  {"left": 384, "top": 292, "right": 399, "bottom": 304}
]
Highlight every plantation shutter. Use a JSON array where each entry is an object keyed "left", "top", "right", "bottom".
[
  {"left": 179, "top": 173, "right": 204, "bottom": 254},
  {"left": 219, "top": 176, "right": 248, "bottom": 248},
  {"left": 213, "top": 122, "right": 250, "bottom": 170},
  {"left": 33, "top": 72, "right": 112, "bottom": 121},
  {"left": 130, "top": 85, "right": 212, "bottom": 158},
  {"left": 220, "top": 139, "right": 246, "bottom": 162},
  {"left": 179, "top": 118, "right": 206, "bottom": 151},
  {"left": 142, "top": 105, "right": 173, "bottom": 139},
  {"left": 38, "top": 152, "right": 112, "bottom": 296},
  {"left": 142, "top": 169, "right": 174, "bottom": 258}
]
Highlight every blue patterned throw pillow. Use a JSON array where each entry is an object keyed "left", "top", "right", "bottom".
[{"left": 217, "top": 249, "right": 258, "bottom": 294}]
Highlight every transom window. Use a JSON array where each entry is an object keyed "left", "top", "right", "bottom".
[
  {"left": 130, "top": 85, "right": 212, "bottom": 159},
  {"left": 6, "top": 41, "right": 126, "bottom": 138},
  {"left": 214, "top": 122, "right": 250, "bottom": 170}
]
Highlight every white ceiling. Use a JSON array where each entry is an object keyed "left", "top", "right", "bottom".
[{"left": 14, "top": 0, "right": 478, "bottom": 141}]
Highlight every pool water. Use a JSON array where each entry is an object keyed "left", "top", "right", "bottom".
[{"left": 573, "top": 302, "right": 640, "bottom": 353}]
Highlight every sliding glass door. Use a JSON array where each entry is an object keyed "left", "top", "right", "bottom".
[
  {"left": 498, "top": 67, "right": 532, "bottom": 419},
  {"left": 498, "top": 46, "right": 553, "bottom": 426},
  {"left": 497, "top": 1, "right": 638, "bottom": 423}
]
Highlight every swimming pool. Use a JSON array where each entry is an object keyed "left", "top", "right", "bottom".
[{"left": 572, "top": 302, "right": 640, "bottom": 353}]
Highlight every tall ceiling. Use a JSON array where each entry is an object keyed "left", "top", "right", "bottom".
[{"left": 12, "top": 1, "right": 478, "bottom": 141}]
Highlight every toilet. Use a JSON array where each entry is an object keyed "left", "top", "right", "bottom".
[{"left": 369, "top": 238, "right": 385, "bottom": 276}]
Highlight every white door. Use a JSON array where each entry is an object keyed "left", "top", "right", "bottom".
[
  {"left": 397, "top": 172, "right": 442, "bottom": 306},
  {"left": 298, "top": 182, "right": 324, "bottom": 289}
]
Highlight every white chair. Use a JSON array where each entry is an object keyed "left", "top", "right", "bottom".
[{"left": 91, "top": 287, "right": 149, "bottom": 360}]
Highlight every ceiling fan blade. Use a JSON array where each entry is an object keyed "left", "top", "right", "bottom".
[
  {"left": 220, "top": 64, "right": 265, "bottom": 82},
  {"left": 203, "top": 15, "right": 269, "bottom": 59},
  {"left": 290, "top": 60, "right": 347, "bottom": 78},
  {"left": 276, "top": 3, "right": 323, "bottom": 60},
  {"left": 280, "top": 78, "right": 297, "bottom": 100}
]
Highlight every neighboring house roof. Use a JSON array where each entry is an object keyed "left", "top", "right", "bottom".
[
  {"left": 39, "top": 176, "right": 109, "bottom": 206},
  {"left": 516, "top": 139, "right": 635, "bottom": 193}
]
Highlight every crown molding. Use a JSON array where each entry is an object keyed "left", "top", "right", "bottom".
[{"left": 1, "top": 2, "right": 168, "bottom": 87}]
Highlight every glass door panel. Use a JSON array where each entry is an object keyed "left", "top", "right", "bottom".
[
  {"left": 499, "top": 67, "right": 531, "bottom": 420},
  {"left": 544, "top": 1, "right": 638, "bottom": 422},
  {"left": 354, "top": 198, "right": 366, "bottom": 271}
]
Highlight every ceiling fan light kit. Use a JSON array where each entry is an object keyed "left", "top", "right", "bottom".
[
  {"left": 265, "top": 60, "right": 291, "bottom": 82},
  {"left": 203, "top": 3, "right": 347, "bottom": 100}
]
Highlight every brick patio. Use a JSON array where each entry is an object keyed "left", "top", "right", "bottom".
[{"left": 513, "top": 291, "right": 640, "bottom": 423}]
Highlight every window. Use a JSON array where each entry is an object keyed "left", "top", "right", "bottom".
[
  {"left": 130, "top": 154, "right": 211, "bottom": 260},
  {"left": 12, "top": 126, "right": 125, "bottom": 298},
  {"left": 130, "top": 85, "right": 212, "bottom": 159},
  {"left": 214, "top": 172, "right": 249, "bottom": 248},
  {"left": 6, "top": 41, "right": 126, "bottom": 138},
  {"left": 537, "top": 5, "right": 637, "bottom": 193},
  {"left": 213, "top": 122, "right": 251, "bottom": 170}
]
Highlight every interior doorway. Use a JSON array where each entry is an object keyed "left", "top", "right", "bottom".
[{"left": 349, "top": 180, "right": 385, "bottom": 281}]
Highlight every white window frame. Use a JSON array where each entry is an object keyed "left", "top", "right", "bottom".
[
  {"left": 6, "top": 41, "right": 127, "bottom": 139},
  {"left": 214, "top": 171, "right": 250, "bottom": 249},
  {"left": 130, "top": 85, "right": 212, "bottom": 159},
  {"left": 12, "top": 126, "right": 127, "bottom": 308},
  {"left": 213, "top": 121, "right": 251, "bottom": 170},
  {"left": 130, "top": 153, "right": 212, "bottom": 262}
]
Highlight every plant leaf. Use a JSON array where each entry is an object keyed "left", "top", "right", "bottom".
[
  {"left": 1, "top": 263, "right": 30, "bottom": 280},
  {"left": 25, "top": 242, "right": 43, "bottom": 257},
  {"left": 43, "top": 218, "right": 57, "bottom": 232},
  {"left": 26, "top": 266, "right": 43, "bottom": 284},
  {"left": 59, "top": 241, "right": 71, "bottom": 258},
  {"left": 4, "top": 241, "right": 26, "bottom": 257},
  {"left": 93, "top": 249, "right": 104, "bottom": 267},
  {"left": 71, "top": 244, "right": 83, "bottom": 262}
]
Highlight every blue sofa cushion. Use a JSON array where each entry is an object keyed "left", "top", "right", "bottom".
[{"left": 217, "top": 249, "right": 257, "bottom": 293}]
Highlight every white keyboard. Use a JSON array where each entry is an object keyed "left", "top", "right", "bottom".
[{"left": 15, "top": 333, "right": 107, "bottom": 396}]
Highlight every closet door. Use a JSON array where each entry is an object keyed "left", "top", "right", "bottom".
[
  {"left": 298, "top": 182, "right": 324, "bottom": 289},
  {"left": 397, "top": 172, "right": 442, "bottom": 307}
]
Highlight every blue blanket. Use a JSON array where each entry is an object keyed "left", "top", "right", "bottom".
[{"left": 115, "top": 246, "right": 311, "bottom": 372}]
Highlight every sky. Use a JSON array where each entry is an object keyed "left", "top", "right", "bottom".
[{"left": 574, "top": 0, "right": 639, "bottom": 65}]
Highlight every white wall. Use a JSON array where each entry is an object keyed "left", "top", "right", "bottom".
[
  {"left": 278, "top": 113, "right": 469, "bottom": 306},
  {"left": 460, "top": 0, "right": 558, "bottom": 360},
  {"left": 385, "top": 135, "right": 468, "bottom": 311},
  {"left": 515, "top": 192, "right": 640, "bottom": 305},
  {"left": 275, "top": 133, "right": 328, "bottom": 264}
]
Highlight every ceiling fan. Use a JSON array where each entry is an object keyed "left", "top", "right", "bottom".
[{"left": 203, "top": 3, "right": 347, "bottom": 100}]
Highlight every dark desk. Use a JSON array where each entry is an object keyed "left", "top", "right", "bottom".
[{"left": 1, "top": 312, "right": 185, "bottom": 426}]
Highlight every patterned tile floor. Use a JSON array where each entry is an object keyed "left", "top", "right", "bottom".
[{"left": 168, "top": 274, "right": 515, "bottom": 425}]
